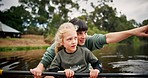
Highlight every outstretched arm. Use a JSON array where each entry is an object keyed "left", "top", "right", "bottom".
[{"left": 106, "top": 25, "right": 148, "bottom": 43}]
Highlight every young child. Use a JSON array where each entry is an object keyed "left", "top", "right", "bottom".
[{"left": 48, "top": 22, "right": 102, "bottom": 78}]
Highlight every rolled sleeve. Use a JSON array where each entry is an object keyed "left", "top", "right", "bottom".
[{"left": 40, "top": 43, "right": 56, "bottom": 68}]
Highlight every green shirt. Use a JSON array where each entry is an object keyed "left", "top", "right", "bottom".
[
  {"left": 49, "top": 46, "right": 102, "bottom": 73},
  {"left": 41, "top": 34, "right": 107, "bottom": 68}
]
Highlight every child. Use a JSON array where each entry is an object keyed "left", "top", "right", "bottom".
[{"left": 48, "top": 22, "right": 102, "bottom": 78}]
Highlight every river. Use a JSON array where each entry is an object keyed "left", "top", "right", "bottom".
[{"left": 0, "top": 44, "right": 148, "bottom": 78}]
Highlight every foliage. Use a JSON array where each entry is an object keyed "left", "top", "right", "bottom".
[
  {"left": 24, "top": 25, "right": 45, "bottom": 35},
  {"left": 0, "top": 0, "right": 148, "bottom": 44},
  {"left": 18, "top": 0, "right": 79, "bottom": 34},
  {"left": 88, "top": 4, "right": 134, "bottom": 32},
  {"left": 142, "top": 19, "right": 148, "bottom": 25},
  {"left": 78, "top": 3, "right": 138, "bottom": 44},
  {"left": 0, "top": 5, "right": 31, "bottom": 32}
]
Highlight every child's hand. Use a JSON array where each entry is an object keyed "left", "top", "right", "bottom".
[
  {"left": 64, "top": 69, "right": 74, "bottom": 78},
  {"left": 90, "top": 69, "right": 100, "bottom": 78}
]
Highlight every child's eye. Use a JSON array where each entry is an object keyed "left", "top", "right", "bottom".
[
  {"left": 74, "top": 37, "right": 77, "bottom": 40},
  {"left": 67, "top": 38, "right": 72, "bottom": 41}
]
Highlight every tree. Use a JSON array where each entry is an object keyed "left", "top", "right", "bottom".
[
  {"left": 79, "top": 2, "right": 137, "bottom": 44},
  {"left": 142, "top": 19, "right": 148, "bottom": 25},
  {"left": 18, "top": 0, "right": 79, "bottom": 30},
  {"left": 88, "top": 4, "right": 134, "bottom": 32},
  {"left": 0, "top": 5, "right": 31, "bottom": 32}
]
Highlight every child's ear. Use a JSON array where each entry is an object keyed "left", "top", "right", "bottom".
[
  {"left": 59, "top": 39, "right": 63, "bottom": 46},
  {"left": 60, "top": 43, "right": 63, "bottom": 46},
  {"left": 60, "top": 40, "right": 64, "bottom": 46}
]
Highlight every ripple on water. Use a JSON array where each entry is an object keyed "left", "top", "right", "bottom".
[{"left": 109, "top": 60, "right": 148, "bottom": 73}]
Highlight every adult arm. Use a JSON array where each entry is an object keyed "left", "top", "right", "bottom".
[
  {"left": 30, "top": 63, "right": 45, "bottom": 77},
  {"left": 30, "top": 43, "right": 56, "bottom": 77},
  {"left": 106, "top": 25, "right": 148, "bottom": 43},
  {"left": 40, "top": 43, "right": 56, "bottom": 68}
]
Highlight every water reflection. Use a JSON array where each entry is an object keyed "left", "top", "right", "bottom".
[
  {"left": 0, "top": 44, "right": 148, "bottom": 78},
  {"left": 0, "top": 50, "right": 45, "bottom": 78},
  {"left": 0, "top": 50, "right": 45, "bottom": 70},
  {"left": 94, "top": 44, "right": 148, "bottom": 73},
  {"left": 109, "top": 60, "right": 148, "bottom": 73}
]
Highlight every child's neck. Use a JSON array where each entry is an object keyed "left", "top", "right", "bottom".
[
  {"left": 66, "top": 50, "right": 75, "bottom": 53},
  {"left": 65, "top": 47, "right": 77, "bottom": 54}
]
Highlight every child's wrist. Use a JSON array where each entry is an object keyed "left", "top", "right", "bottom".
[{"left": 94, "top": 69, "right": 100, "bottom": 73}]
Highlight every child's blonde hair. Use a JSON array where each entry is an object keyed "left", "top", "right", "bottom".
[{"left": 55, "top": 22, "right": 78, "bottom": 53}]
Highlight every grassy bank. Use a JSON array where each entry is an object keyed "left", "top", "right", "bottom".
[
  {"left": 0, "top": 35, "right": 50, "bottom": 52},
  {"left": 0, "top": 46, "right": 49, "bottom": 52}
]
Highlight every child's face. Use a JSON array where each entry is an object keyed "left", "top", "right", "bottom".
[{"left": 62, "top": 30, "right": 78, "bottom": 53}]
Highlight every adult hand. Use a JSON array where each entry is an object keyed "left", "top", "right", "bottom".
[
  {"left": 106, "top": 25, "right": 148, "bottom": 43},
  {"left": 132, "top": 25, "right": 148, "bottom": 37},
  {"left": 30, "top": 67, "right": 42, "bottom": 78},
  {"left": 90, "top": 69, "right": 100, "bottom": 78},
  {"left": 64, "top": 69, "right": 74, "bottom": 78}
]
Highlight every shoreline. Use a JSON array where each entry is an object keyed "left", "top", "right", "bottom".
[{"left": 0, "top": 34, "right": 50, "bottom": 52}]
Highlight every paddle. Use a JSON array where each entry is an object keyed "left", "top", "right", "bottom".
[{"left": 0, "top": 69, "right": 148, "bottom": 77}]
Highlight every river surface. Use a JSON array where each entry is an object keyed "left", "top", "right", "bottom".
[{"left": 0, "top": 44, "right": 148, "bottom": 78}]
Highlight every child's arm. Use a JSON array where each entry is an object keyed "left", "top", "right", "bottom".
[
  {"left": 87, "top": 50, "right": 103, "bottom": 72},
  {"left": 91, "top": 60, "right": 103, "bottom": 72},
  {"left": 90, "top": 69, "right": 100, "bottom": 78}
]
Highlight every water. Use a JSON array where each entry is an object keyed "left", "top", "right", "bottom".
[
  {"left": 0, "top": 50, "right": 45, "bottom": 78},
  {"left": 0, "top": 44, "right": 148, "bottom": 78},
  {"left": 94, "top": 44, "right": 148, "bottom": 73}
]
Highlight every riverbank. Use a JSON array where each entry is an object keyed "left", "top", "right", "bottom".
[
  {"left": 0, "top": 34, "right": 50, "bottom": 52},
  {"left": 0, "top": 34, "right": 49, "bottom": 47}
]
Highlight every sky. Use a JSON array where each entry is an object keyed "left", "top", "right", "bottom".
[
  {"left": 0, "top": 0, "right": 148, "bottom": 23},
  {"left": 113, "top": 0, "right": 148, "bottom": 23}
]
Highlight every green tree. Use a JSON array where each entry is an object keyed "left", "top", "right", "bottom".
[
  {"left": 142, "top": 19, "right": 148, "bottom": 25},
  {"left": 0, "top": 5, "right": 31, "bottom": 32},
  {"left": 16, "top": 0, "right": 80, "bottom": 40},
  {"left": 18, "top": 0, "right": 79, "bottom": 29},
  {"left": 25, "top": 25, "right": 44, "bottom": 35},
  {"left": 88, "top": 4, "right": 134, "bottom": 32},
  {"left": 80, "top": 3, "right": 137, "bottom": 44}
]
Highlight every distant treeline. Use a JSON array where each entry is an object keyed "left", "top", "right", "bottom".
[{"left": 0, "top": 0, "right": 148, "bottom": 43}]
